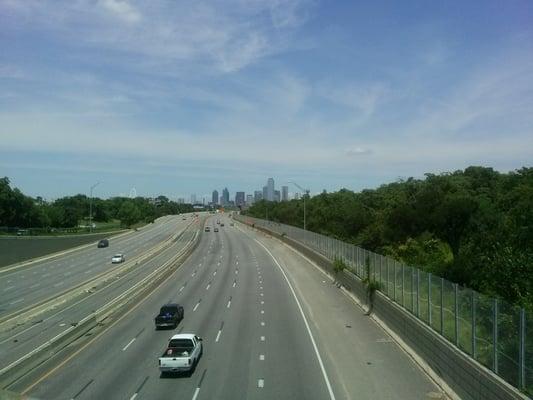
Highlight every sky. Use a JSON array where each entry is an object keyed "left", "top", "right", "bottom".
[{"left": 1, "top": 0, "right": 532, "bottom": 201}]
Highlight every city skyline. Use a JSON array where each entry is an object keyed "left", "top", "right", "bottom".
[{"left": 1, "top": 1, "right": 531, "bottom": 199}]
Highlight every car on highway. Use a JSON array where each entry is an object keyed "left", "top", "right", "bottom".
[
  {"left": 214, "top": 227, "right": 219, "bottom": 232},
  {"left": 97, "top": 239, "right": 109, "bottom": 248},
  {"left": 155, "top": 303, "right": 184, "bottom": 329},
  {"left": 159, "top": 333, "right": 203, "bottom": 375},
  {"left": 111, "top": 253, "right": 125, "bottom": 263},
  {"left": 205, "top": 226, "right": 211, "bottom": 232}
]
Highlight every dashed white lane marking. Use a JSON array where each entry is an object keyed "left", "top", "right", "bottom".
[
  {"left": 261, "top": 310, "right": 264, "bottom": 314},
  {"left": 227, "top": 300, "right": 231, "bottom": 308},
  {"left": 179, "top": 286, "right": 185, "bottom": 292},
  {"left": 261, "top": 300, "right": 264, "bottom": 305},
  {"left": 259, "top": 286, "right": 263, "bottom": 290},
  {"left": 192, "top": 387, "right": 200, "bottom": 400},
  {"left": 33, "top": 271, "right": 38, "bottom": 274},
  {"left": 191, "top": 271, "right": 196, "bottom": 277},
  {"left": 206, "top": 283, "right": 211, "bottom": 290},
  {"left": 233, "top": 281, "right": 236, "bottom": 288},
  {"left": 261, "top": 336, "right": 265, "bottom": 341},
  {"left": 29, "top": 283, "right": 40, "bottom": 289},
  {"left": 84, "top": 270, "right": 92, "bottom": 274},
  {"left": 193, "top": 301, "right": 200, "bottom": 312},
  {"left": 236, "top": 261, "right": 239, "bottom": 265},
  {"left": 3, "top": 286, "right": 14, "bottom": 292},
  {"left": 213, "top": 270, "right": 217, "bottom": 276},
  {"left": 53, "top": 281, "right": 64, "bottom": 287},
  {"left": 254, "top": 239, "right": 337, "bottom": 400},
  {"left": 215, "top": 330, "right": 222, "bottom": 342},
  {"left": 122, "top": 338, "right": 136, "bottom": 351},
  {"left": 42, "top": 273, "right": 50, "bottom": 277},
  {"left": 258, "top": 379, "right": 264, "bottom": 388},
  {"left": 259, "top": 354, "right": 265, "bottom": 360},
  {"left": 10, "top": 298, "right": 24, "bottom": 305},
  {"left": 235, "top": 270, "right": 238, "bottom": 274},
  {"left": 260, "top": 293, "right": 263, "bottom": 296},
  {"left": 260, "top": 321, "right": 265, "bottom": 326},
  {"left": 129, "top": 393, "right": 138, "bottom": 400}
]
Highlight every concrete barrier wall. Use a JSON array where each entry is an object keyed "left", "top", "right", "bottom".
[{"left": 245, "top": 221, "right": 529, "bottom": 400}]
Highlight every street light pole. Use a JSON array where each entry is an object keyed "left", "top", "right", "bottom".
[
  {"left": 288, "top": 181, "right": 310, "bottom": 232},
  {"left": 89, "top": 182, "right": 100, "bottom": 233}
]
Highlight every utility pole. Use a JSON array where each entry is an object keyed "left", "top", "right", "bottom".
[{"left": 89, "top": 182, "right": 100, "bottom": 233}]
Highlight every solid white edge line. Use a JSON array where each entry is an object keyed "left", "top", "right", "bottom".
[
  {"left": 191, "top": 387, "right": 200, "bottom": 400},
  {"left": 254, "top": 238, "right": 337, "bottom": 400},
  {"left": 122, "top": 338, "right": 136, "bottom": 351}
]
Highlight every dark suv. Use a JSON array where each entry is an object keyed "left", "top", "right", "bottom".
[
  {"left": 155, "top": 304, "right": 184, "bottom": 329},
  {"left": 97, "top": 239, "right": 109, "bottom": 248}
]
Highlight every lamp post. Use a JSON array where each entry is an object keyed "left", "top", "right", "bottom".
[
  {"left": 89, "top": 182, "right": 100, "bottom": 233},
  {"left": 289, "top": 181, "right": 310, "bottom": 234}
]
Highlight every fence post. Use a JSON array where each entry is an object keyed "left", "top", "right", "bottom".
[
  {"left": 428, "top": 273, "right": 432, "bottom": 327},
  {"left": 401, "top": 264, "right": 405, "bottom": 306},
  {"left": 493, "top": 298, "right": 499, "bottom": 374},
  {"left": 472, "top": 291, "right": 477, "bottom": 359},
  {"left": 393, "top": 261, "right": 398, "bottom": 302},
  {"left": 440, "top": 277, "right": 444, "bottom": 336},
  {"left": 417, "top": 269, "right": 420, "bottom": 317},
  {"left": 454, "top": 283, "right": 459, "bottom": 347},
  {"left": 519, "top": 308, "right": 525, "bottom": 390},
  {"left": 386, "top": 258, "right": 390, "bottom": 297}
]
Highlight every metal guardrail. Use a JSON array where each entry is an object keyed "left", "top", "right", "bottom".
[{"left": 236, "top": 214, "right": 532, "bottom": 396}]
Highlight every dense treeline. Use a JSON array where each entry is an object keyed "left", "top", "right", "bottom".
[
  {"left": 0, "top": 177, "right": 194, "bottom": 229},
  {"left": 246, "top": 167, "right": 533, "bottom": 308}
]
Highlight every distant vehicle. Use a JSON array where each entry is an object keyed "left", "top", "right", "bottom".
[
  {"left": 159, "top": 334, "right": 203, "bottom": 375},
  {"left": 155, "top": 304, "right": 184, "bottom": 329},
  {"left": 214, "top": 227, "right": 219, "bottom": 232},
  {"left": 205, "top": 226, "right": 210, "bottom": 232},
  {"left": 220, "top": 222, "right": 224, "bottom": 227},
  {"left": 97, "top": 239, "right": 109, "bottom": 248},
  {"left": 111, "top": 253, "right": 125, "bottom": 263},
  {"left": 182, "top": 217, "right": 187, "bottom": 220},
  {"left": 216, "top": 220, "right": 220, "bottom": 224},
  {"left": 16, "top": 229, "right": 29, "bottom": 236}
]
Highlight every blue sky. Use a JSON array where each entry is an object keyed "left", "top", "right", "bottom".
[{"left": 1, "top": 0, "right": 532, "bottom": 201}]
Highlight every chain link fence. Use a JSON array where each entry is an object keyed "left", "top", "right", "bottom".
[{"left": 236, "top": 214, "right": 532, "bottom": 396}]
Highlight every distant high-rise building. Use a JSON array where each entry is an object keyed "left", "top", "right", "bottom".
[
  {"left": 281, "top": 186, "right": 289, "bottom": 201},
  {"left": 262, "top": 186, "right": 268, "bottom": 201},
  {"left": 191, "top": 194, "right": 197, "bottom": 204},
  {"left": 267, "top": 178, "right": 275, "bottom": 201},
  {"left": 294, "top": 192, "right": 300, "bottom": 200},
  {"left": 177, "top": 198, "right": 185, "bottom": 204},
  {"left": 274, "top": 190, "right": 280, "bottom": 202},
  {"left": 246, "top": 194, "right": 253, "bottom": 206},
  {"left": 254, "top": 190, "right": 263, "bottom": 202},
  {"left": 222, "top": 187, "right": 230, "bottom": 206},
  {"left": 235, "top": 192, "right": 245, "bottom": 207},
  {"left": 212, "top": 190, "right": 219, "bottom": 205}
]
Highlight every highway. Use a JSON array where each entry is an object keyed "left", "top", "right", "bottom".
[
  {"left": 8, "top": 215, "right": 444, "bottom": 400},
  {"left": 0, "top": 215, "right": 189, "bottom": 318}
]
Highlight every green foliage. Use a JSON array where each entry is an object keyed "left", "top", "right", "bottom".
[
  {"left": 332, "top": 257, "right": 347, "bottom": 275},
  {"left": 0, "top": 177, "right": 194, "bottom": 231},
  {"left": 246, "top": 166, "right": 533, "bottom": 309}
]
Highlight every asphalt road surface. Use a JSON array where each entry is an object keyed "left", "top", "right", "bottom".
[
  {"left": 0, "top": 215, "right": 190, "bottom": 318},
  {"left": 10, "top": 215, "right": 444, "bottom": 400}
]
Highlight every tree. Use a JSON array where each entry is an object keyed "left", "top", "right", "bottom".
[{"left": 118, "top": 201, "right": 141, "bottom": 228}]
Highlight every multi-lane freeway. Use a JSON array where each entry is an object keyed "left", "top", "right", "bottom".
[{"left": 2, "top": 214, "right": 445, "bottom": 399}]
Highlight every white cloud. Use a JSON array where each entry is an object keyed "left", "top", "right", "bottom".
[{"left": 99, "top": 0, "right": 141, "bottom": 23}]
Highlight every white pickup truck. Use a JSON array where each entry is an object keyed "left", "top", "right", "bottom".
[{"left": 159, "top": 333, "right": 203, "bottom": 375}]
